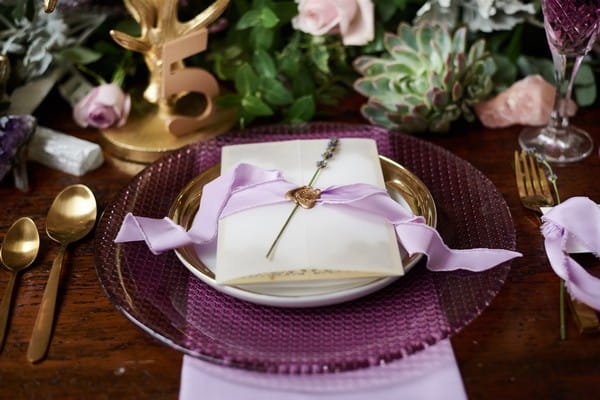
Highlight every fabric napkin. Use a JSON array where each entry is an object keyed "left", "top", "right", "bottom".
[
  {"left": 541, "top": 197, "right": 600, "bottom": 310},
  {"left": 179, "top": 339, "right": 467, "bottom": 400}
]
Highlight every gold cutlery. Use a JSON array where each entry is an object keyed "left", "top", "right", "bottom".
[
  {"left": 0, "top": 218, "right": 39, "bottom": 351},
  {"left": 27, "top": 185, "right": 97, "bottom": 363},
  {"left": 514, "top": 150, "right": 600, "bottom": 335},
  {"left": 514, "top": 150, "right": 554, "bottom": 213}
]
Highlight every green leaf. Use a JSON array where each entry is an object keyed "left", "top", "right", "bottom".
[
  {"left": 574, "top": 63, "right": 596, "bottom": 106},
  {"left": 260, "top": 76, "right": 293, "bottom": 105},
  {"left": 309, "top": 39, "right": 330, "bottom": 74},
  {"left": 260, "top": 7, "right": 279, "bottom": 28},
  {"left": 292, "top": 66, "right": 315, "bottom": 96},
  {"left": 517, "top": 56, "right": 555, "bottom": 84},
  {"left": 285, "top": 95, "right": 315, "bottom": 123},
  {"left": 278, "top": 40, "right": 301, "bottom": 77},
  {"left": 234, "top": 63, "right": 259, "bottom": 95},
  {"left": 491, "top": 54, "right": 517, "bottom": 93},
  {"left": 57, "top": 46, "right": 102, "bottom": 65},
  {"left": 241, "top": 95, "right": 274, "bottom": 116},
  {"left": 253, "top": 49, "right": 276, "bottom": 78},
  {"left": 250, "top": 26, "right": 274, "bottom": 49},
  {"left": 215, "top": 94, "right": 242, "bottom": 108},
  {"left": 236, "top": 9, "right": 262, "bottom": 29}
]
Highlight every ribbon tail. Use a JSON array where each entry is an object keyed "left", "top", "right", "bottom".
[
  {"left": 544, "top": 234, "right": 600, "bottom": 310},
  {"left": 395, "top": 222, "right": 522, "bottom": 272},
  {"left": 115, "top": 214, "right": 192, "bottom": 255}
]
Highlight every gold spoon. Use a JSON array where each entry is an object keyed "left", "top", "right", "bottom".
[
  {"left": 27, "top": 184, "right": 97, "bottom": 363},
  {"left": 0, "top": 217, "right": 39, "bottom": 351}
]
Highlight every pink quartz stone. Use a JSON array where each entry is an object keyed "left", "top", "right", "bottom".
[{"left": 475, "top": 75, "right": 577, "bottom": 128}]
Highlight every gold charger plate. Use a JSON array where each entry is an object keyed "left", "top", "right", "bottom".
[{"left": 167, "top": 156, "right": 436, "bottom": 307}]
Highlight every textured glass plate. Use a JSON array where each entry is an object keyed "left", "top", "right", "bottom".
[
  {"left": 168, "top": 156, "right": 437, "bottom": 307},
  {"left": 94, "top": 123, "right": 516, "bottom": 373}
]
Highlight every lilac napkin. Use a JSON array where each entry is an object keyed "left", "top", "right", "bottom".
[
  {"left": 116, "top": 163, "right": 520, "bottom": 276},
  {"left": 179, "top": 339, "right": 466, "bottom": 400},
  {"left": 541, "top": 196, "right": 600, "bottom": 310}
]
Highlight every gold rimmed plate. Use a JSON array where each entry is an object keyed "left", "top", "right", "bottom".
[{"left": 168, "top": 156, "right": 436, "bottom": 307}]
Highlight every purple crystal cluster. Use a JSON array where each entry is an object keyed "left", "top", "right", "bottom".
[{"left": 0, "top": 115, "right": 36, "bottom": 181}]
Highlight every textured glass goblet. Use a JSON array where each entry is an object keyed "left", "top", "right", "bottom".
[{"left": 519, "top": 0, "right": 600, "bottom": 163}]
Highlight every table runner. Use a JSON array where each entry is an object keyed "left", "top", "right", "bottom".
[{"left": 179, "top": 339, "right": 467, "bottom": 400}]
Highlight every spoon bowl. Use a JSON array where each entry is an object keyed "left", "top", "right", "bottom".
[
  {"left": 27, "top": 184, "right": 97, "bottom": 362},
  {"left": 0, "top": 217, "right": 40, "bottom": 350},
  {"left": 1, "top": 217, "right": 39, "bottom": 271},
  {"left": 46, "top": 185, "right": 97, "bottom": 245}
]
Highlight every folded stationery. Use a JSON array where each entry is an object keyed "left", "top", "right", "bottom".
[
  {"left": 115, "top": 138, "right": 520, "bottom": 289},
  {"left": 216, "top": 139, "right": 403, "bottom": 284}
]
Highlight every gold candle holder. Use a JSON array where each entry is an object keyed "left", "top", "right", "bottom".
[{"left": 100, "top": 0, "right": 236, "bottom": 164}]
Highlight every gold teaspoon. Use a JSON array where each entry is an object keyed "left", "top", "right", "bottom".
[
  {"left": 0, "top": 217, "right": 39, "bottom": 351},
  {"left": 27, "top": 185, "right": 97, "bottom": 363}
]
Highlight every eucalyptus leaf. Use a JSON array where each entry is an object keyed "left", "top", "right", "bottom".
[
  {"left": 574, "top": 63, "right": 596, "bottom": 106},
  {"left": 57, "top": 46, "right": 102, "bottom": 65}
]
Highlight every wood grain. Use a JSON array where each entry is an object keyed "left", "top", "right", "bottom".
[{"left": 0, "top": 97, "right": 598, "bottom": 399}]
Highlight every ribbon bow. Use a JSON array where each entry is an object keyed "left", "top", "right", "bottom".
[
  {"left": 115, "top": 163, "right": 520, "bottom": 274},
  {"left": 541, "top": 197, "right": 600, "bottom": 311}
]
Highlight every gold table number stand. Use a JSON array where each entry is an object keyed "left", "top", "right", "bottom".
[{"left": 101, "top": 0, "right": 235, "bottom": 164}]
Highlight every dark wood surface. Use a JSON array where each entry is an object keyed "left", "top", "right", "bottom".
[{"left": 0, "top": 102, "right": 598, "bottom": 400}]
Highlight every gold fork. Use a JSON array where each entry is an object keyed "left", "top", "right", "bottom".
[
  {"left": 514, "top": 150, "right": 554, "bottom": 212},
  {"left": 514, "top": 150, "right": 600, "bottom": 334}
]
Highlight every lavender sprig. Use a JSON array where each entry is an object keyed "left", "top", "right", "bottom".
[
  {"left": 265, "top": 138, "right": 339, "bottom": 259},
  {"left": 526, "top": 148, "right": 565, "bottom": 340}
]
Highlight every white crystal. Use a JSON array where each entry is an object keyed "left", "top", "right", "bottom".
[{"left": 28, "top": 126, "right": 104, "bottom": 176}]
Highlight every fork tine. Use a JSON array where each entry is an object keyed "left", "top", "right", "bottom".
[
  {"left": 514, "top": 151, "right": 527, "bottom": 199},
  {"left": 536, "top": 164, "right": 554, "bottom": 203},
  {"left": 519, "top": 151, "right": 534, "bottom": 196},
  {"left": 525, "top": 152, "right": 544, "bottom": 196}
]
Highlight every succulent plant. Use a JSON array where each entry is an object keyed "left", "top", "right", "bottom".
[{"left": 353, "top": 23, "right": 496, "bottom": 133}]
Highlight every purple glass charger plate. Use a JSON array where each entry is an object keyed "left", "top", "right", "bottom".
[{"left": 94, "top": 123, "right": 516, "bottom": 374}]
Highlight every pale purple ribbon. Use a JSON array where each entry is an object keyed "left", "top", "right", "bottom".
[
  {"left": 541, "top": 197, "right": 600, "bottom": 311},
  {"left": 115, "top": 163, "right": 520, "bottom": 273}
]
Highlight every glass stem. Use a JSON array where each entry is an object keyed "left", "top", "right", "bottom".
[{"left": 548, "top": 50, "right": 584, "bottom": 136}]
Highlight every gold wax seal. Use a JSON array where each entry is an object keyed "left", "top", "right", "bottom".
[{"left": 286, "top": 186, "right": 321, "bottom": 209}]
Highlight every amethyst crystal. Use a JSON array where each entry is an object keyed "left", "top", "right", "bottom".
[{"left": 0, "top": 115, "right": 37, "bottom": 188}]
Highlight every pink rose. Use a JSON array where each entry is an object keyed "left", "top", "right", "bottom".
[
  {"left": 292, "top": 0, "right": 374, "bottom": 46},
  {"left": 475, "top": 75, "right": 577, "bottom": 128},
  {"left": 73, "top": 83, "right": 131, "bottom": 129}
]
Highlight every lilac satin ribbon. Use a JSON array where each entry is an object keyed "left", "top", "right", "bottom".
[
  {"left": 115, "top": 163, "right": 520, "bottom": 273},
  {"left": 541, "top": 197, "right": 600, "bottom": 311}
]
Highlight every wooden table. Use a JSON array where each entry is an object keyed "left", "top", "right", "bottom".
[{"left": 0, "top": 102, "right": 598, "bottom": 399}]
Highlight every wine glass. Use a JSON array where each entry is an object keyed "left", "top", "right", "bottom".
[{"left": 519, "top": 0, "right": 600, "bottom": 163}]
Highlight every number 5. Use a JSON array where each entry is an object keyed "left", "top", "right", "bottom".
[{"left": 161, "top": 28, "right": 220, "bottom": 136}]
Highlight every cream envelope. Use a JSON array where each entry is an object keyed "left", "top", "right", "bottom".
[{"left": 215, "top": 138, "right": 404, "bottom": 285}]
